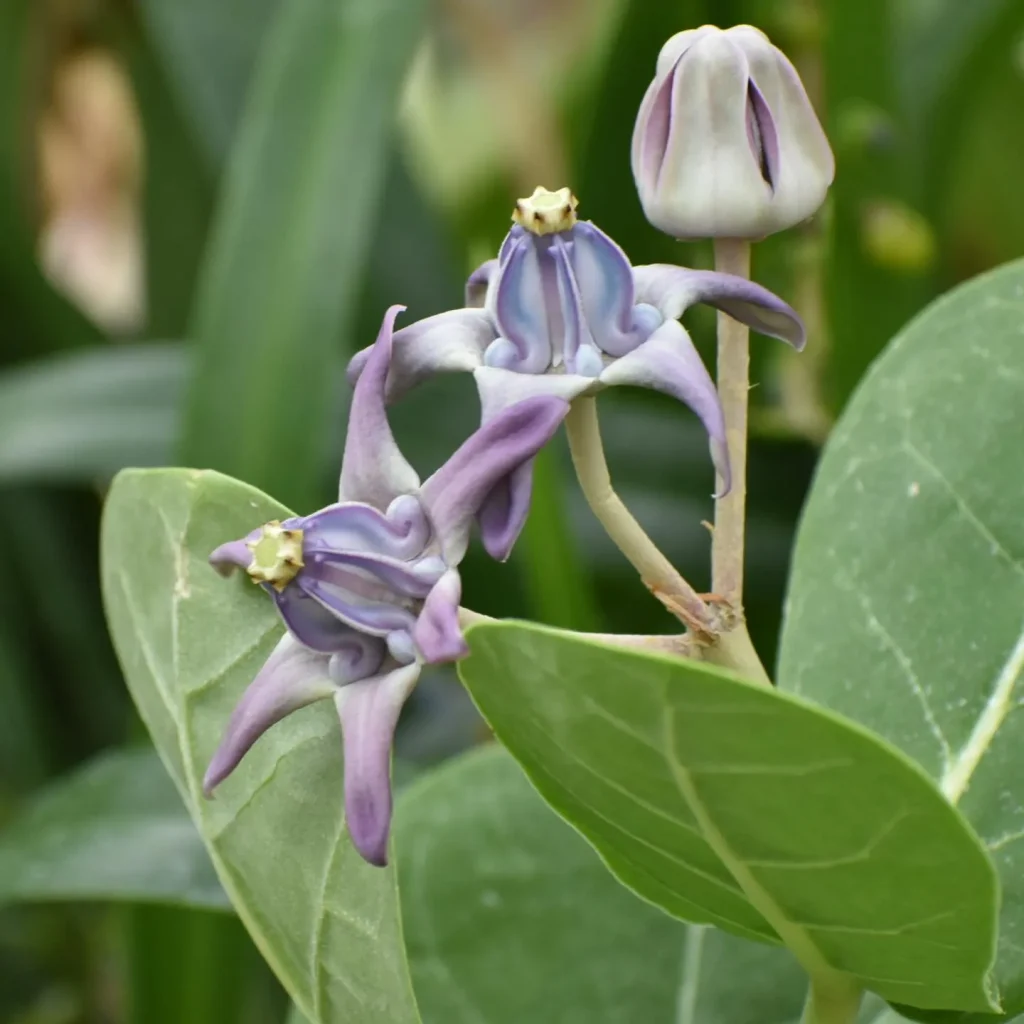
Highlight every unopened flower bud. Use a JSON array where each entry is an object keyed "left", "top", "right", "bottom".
[{"left": 631, "top": 24, "right": 834, "bottom": 239}]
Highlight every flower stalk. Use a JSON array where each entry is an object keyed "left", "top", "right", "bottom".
[{"left": 711, "top": 238, "right": 753, "bottom": 605}]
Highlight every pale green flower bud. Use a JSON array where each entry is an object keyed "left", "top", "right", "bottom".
[{"left": 631, "top": 25, "right": 834, "bottom": 240}]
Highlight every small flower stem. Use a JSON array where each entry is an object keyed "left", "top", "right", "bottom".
[
  {"left": 712, "top": 237, "right": 753, "bottom": 605},
  {"left": 563, "top": 396, "right": 712, "bottom": 635},
  {"left": 799, "top": 978, "right": 863, "bottom": 1024}
]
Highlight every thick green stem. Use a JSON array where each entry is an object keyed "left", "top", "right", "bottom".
[
  {"left": 799, "top": 978, "right": 863, "bottom": 1024},
  {"left": 711, "top": 238, "right": 752, "bottom": 605}
]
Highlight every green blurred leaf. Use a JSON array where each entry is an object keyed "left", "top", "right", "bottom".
[
  {"left": 181, "top": 0, "right": 428, "bottom": 510},
  {"left": 137, "top": 0, "right": 284, "bottom": 166},
  {"left": 0, "top": 345, "right": 184, "bottom": 483},
  {"left": 823, "top": 0, "right": 933, "bottom": 410},
  {"left": 0, "top": 747, "right": 225, "bottom": 910},
  {"left": 459, "top": 622, "right": 998, "bottom": 1013},
  {"left": 101, "top": 468, "right": 421, "bottom": 1024},
  {"left": 778, "top": 259, "right": 1024, "bottom": 1022}
]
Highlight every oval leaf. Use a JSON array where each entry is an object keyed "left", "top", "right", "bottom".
[
  {"left": 101, "top": 467, "right": 421, "bottom": 1024},
  {"left": 779, "top": 259, "right": 1024, "bottom": 1021},
  {"left": 459, "top": 622, "right": 998, "bottom": 1013}
]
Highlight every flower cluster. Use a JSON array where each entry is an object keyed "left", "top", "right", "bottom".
[{"left": 204, "top": 22, "right": 829, "bottom": 867}]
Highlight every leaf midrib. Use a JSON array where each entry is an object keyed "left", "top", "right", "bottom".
[{"left": 660, "top": 700, "right": 851, "bottom": 994}]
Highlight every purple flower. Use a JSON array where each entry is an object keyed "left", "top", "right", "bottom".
[
  {"left": 204, "top": 305, "right": 566, "bottom": 866},
  {"left": 347, "top": 187, "right": 805, "bottom": 550},
  {"left": 631, "top": 25, "right": 834, "bottom": 239}
]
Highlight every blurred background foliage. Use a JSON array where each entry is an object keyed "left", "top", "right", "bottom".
[{"left": 0, "top": 0, "right": 1022, "bottom": 1020}]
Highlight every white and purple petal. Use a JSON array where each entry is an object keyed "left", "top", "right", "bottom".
[
  {"left": 336, "top": 662, "right": 421, "bottom": 866},
  {"left": 202, "top": 634, "right": 337, "bottom": 796},
  {"left": 338, "top": 305, "right": 421, "bottom": 507},
  {"left": 346, "top": 307, "right": 493, "bottom": 403},
  {"left": 299, "top": 497, "right": 431, "bottom": 565},
  {"left": 419, "top": 391, "right": 569, "bottom": 564},
  {"left": 632, "top": 265, "right": 805, "bottom": 349},
  {"left": 412, "top": 569, "right": 467, "bottom": 664},
  {"left": 488, "top": 234, "right": 554, "bottom": 374},
  {"left": 599, "top": 318, "right": 731, "bottom": 495}
]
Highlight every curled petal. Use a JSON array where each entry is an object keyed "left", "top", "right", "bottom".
[
  {"left": 336, "top": 662, "right": 421, "bottom": 866},
  {"left": 274, "top": 585, "right": 378, "bottom": 652},
  {"left": 305, "top": 548, "right": 444, "bottom": 600},
  {"left": 476, "top": 460, "right": 535, "bottom": 563},
  {"left": 209, "top": 533, "right": 259, "bottom": 576},
  {"left": 420, "top": 393, "right": 569, "bottom": 564},
  {"left": 346, "top": 308, "right": 493, "bottom": 403},
  {"left": 296, "top": 563, "right": 419, "bottom": 637},
  {"left": 202, "top": 634, "right": 335, "bottom": 796},
  {"left": 412, "top": 569, "right": 467, "bottom": 664},
  {"left": 632, "top": 265, "right": 805, "bottom": 349},
  {"left": 569, "top": 222, "right": 654, "bottom": 358},
  {"left": 338, "top": 305, "right": 421, "bottom": 506},
  {"left": 599, "top": 318, "right": 731, "bottom": 495},
  {"left": 491, "top": 234, "right": 554, "bottom": 374},
  {"left": 551, "top": 235, "right": 603, "bottom": 376},
  {"left": 300, "top": 497, "right": 430, "bottom": 564},
  {"left": 466, "top": 259, "right": 498, "bottom": 307}
]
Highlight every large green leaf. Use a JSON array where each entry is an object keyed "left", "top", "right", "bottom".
[
  {"left": 459, "top": 622, "right": 998, "bottom": 1012},
  {"left": 397, "top": 741, "right": 828, "bottom": 1024},
  {"left": 0, "top": 747, "right": 225, "bottom": 910},
  {"left": 101, "top": 467, "right": 420, "bottom": 1024},
  {"left": 137, "top": 0, "right": 283, "bottom": 165},
  {"left": 778, "top": 260, "right": 1024, "bottom": 1021},
  {"left": 0, "top": 345, "right": 184, "bottom": 482},
  {"left": 181, "top": 0, "right": 428, "bottom": 511}
]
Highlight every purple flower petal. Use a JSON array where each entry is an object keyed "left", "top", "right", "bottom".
[
  {"left": 412, "top": 569, "right": 467, "bottom": 664},
  {"left": 746, "top": 79, "right": 779, "bottom": 190},
  {"left": 336, "top": 662, "right": 421, "bottom": 866},
  {"left": 632, "top": 265, "right": 806, "bottom": 349},
  {"left": 338, "top": 305, "right": 421, "bottom": 506},
  {"left": 305, "top": 548, "right": 444, "bottom": 601},
  {"left": 300, "top": 497, "right": 430, "bottom": 563},
  {"left": 419, "top": 394, "right": 569, "bottom": 564},
  {"left": 296, "top": 565, "right": 419, "bottom": 637},
  {"left": 490, "top": 233, "right": 554, "bottom": 374},
  {"left": 476, "top": 460, "right": 535, "bottom": 563},
  {"left": 569, "top": 222, "right": 653, "bottom": 358},
  {"left": 346, "top": 308, "right": 493, "bottom": 403},
  {"left": 466, "top": 259, "right": 498, "bottom": 307},
  {"left": 551, "top": 235, "right": 603, "bottom": 376},
  {"left": 274, "top": 585, "right": 377, "bottom": 652},
  {"left": 202, "top": 634, "right": 336, "bottom": 796},
  {"left": 209, "top": 529, "right": 262, "bottom": 576},
  {"left": 599, "top": 318, "right": 731, "bottom": 495}
]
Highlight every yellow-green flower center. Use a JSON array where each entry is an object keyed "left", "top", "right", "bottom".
[
  {"left": 512, "top": 186, "right": 578, "bottom": 235},
  {"left": 245, "top": 521, "right": 304, "bottom": 592}
]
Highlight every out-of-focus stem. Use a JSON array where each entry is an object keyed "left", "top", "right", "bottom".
[
  {"left": 564, "top": 397, "right": 713, "bottom": 636},
  {"left": 799, "top": 978, "right": 863, "bottom": 1024}
]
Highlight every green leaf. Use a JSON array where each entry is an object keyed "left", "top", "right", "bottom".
[
  {"left": 778, "top": 259, "right": 1024, "bottom": 1021},
  {"left": 0, "top": 345, "right": 184, "bottom": 483},
  {"left": 459, "top": 622, "right": 998, "bottom": 1013},
  {"left": 0, "top": 747, "right": 225, "bottom": 910},
  {"left": 137, "top": 0, "right": 283, "bottom": 165},
  {"left": 396, "top": 742, "right": 807, "bottom": 1024},
  {"left": 181, "top": 0, "right": 428, "bottom": 509},
  {"left": 101, "top": 467, "right": 420, "bottom": 1024}
]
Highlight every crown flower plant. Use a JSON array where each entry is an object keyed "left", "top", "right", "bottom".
[
  {"left": 93, "top": 12, "right": 1020, "bottom": 1024},
  {"left": 201, "top": 305, "right": 566, "bottom": 865}
]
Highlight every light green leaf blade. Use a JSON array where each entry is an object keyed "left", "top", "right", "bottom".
[
  {"left": 101, "top": 467, "right": 421, "bottom": 1024},
  {"left": 181, "top": 0, "right": 427, "bottom": 511},
  {"left": 0, "top": 747, "right": 226, "bottom": 911},
  {"left": 778, "top": 259, "right": 1024, "bottom": 1021},
  {"left": 459, "top": 622, "right": 998, "bottom": 1012},
  {"left": 0, "top": 345, "right": 184, "bottom": 483}
]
